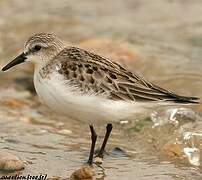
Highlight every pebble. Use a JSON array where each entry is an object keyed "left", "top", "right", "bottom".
[
  {"left": 0, "top": 151, "right": 24, "bottom": 171},
  {"left": 94, "top": 157, "right": 103, "bottom": 165},
  {"left": 162, "top": 143, "right": 182, "bottom": 157},
  {"left": 70, "top": 166, "right": 93, "bottom": 180},
  {"left": 111, "top": 147, "right": 127, "bottom": 157}
]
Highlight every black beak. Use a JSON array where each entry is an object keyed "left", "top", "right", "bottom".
[{"left": 2, "top": 52, "right": 27, "bottom": 71}]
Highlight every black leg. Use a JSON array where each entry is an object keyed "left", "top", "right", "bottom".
[
  {"left": 87, "top": 124, "right": 97, "bottom": 165},
  {"left": 97, "top": 123, "right": 113, "bottom": 158}
]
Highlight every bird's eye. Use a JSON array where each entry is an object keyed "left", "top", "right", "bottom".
[{"left": 33, "top": 45, "right": 41, "bottom": 51}]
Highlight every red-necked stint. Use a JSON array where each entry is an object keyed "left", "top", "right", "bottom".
[{"left": 1, "top": 33, "right": 199, "bottom": 165}]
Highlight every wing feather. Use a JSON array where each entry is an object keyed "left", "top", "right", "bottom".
[{"left": 51, "top": 47, "right": 199, "bottom": 103}]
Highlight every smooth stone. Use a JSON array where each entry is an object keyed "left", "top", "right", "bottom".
[
  {"left": 70, "top": 166, "right": 93, "bottom": 180},
  {"left": 0, "top": 151, "right": 24, "bottom": 171}
]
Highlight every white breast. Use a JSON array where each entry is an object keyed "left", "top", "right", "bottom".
[{"left": 34, "top": 71, "right": 153, "bottom": 123}]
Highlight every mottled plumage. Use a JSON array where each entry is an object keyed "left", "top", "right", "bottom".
[
  {"left": 40, "top": 46, "right": 198, "bottom": 103},
  {"left": 2, "top": 33, "right": 199, "bottom": 123},
  {"left": 3, "top": 33, "right": 200, "bottom": 165}
]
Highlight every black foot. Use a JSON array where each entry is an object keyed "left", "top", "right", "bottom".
[
  {"left": 97, "top": 123, "right": 113, "bottom": 158},
  {"left": 87, "top": 124, "right": 97, "bottom": 165}
]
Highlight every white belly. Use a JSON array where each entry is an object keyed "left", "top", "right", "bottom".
[{"left": 34, "top": 71, "right": 150, "bottom": 123}]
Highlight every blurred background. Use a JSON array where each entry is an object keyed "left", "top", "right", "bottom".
[{"left": 0, "top": 0, "right": 202, "bottom": 179}]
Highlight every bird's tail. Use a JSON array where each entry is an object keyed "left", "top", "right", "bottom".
[{"left": 167, "top": 94, "right": 200, "bottom": 104}]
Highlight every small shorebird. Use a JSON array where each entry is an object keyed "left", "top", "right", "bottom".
[{"left": 2, "top": 33, "right": 199, "bottom": 164}]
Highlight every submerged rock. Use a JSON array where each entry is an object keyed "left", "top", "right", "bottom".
[
  {"left": 111, "top": 147, "right": 128, "bottom": 157},
  {"left": 0, "top": 151, "right": 24, "bottom": 171},
  {"left": 162, "top": 143, "right": 182, "bottom": 157}
]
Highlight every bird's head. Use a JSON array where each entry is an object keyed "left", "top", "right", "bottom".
[{"left": 2, "top": 33, "right": 65, "bottom": 71}]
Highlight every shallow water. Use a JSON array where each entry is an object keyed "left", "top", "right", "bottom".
[{"left": 0, "top": 0, "right": 202, "bottom": 179}]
